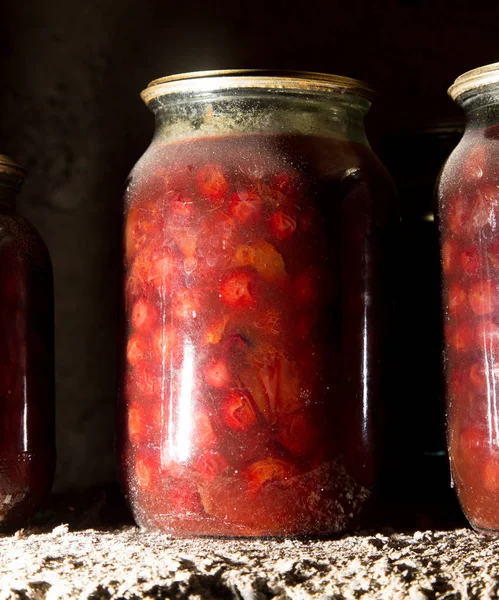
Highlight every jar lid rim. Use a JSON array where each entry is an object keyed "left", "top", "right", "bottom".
[
  {"left": 449, "top": 62, "right": 499, "bottom": 100},
  {"left": 141, "top": 69, "right": 376, "bottom": 103},
  {"left": 0, "top": 154, "right": 26, "bottom": 179}
]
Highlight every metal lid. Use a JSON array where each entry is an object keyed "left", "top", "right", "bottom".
[
  {"left": 141, "top": 69, "right": 375, "bottom": 104},
  {"left": 0, "top": 154, "right": 26, "bottom": 180},
  {"left": 449, "top": 62, "right": 499, "bottom": 101}
]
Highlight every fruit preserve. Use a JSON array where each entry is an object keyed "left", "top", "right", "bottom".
[
  {"left": 119, "top": 71, "right": 397, "bottom": 536},
  {"left": 0, "top": 155, "right": 55, "bottom": 527},
  {"left": 439, "top": 63, "right": 499, "bottom": 535}
]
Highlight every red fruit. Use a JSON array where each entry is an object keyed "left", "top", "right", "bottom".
[
  {"left": 442, "top": 239, "right": 457, "bottom": 275},
  {"left": 151, "top": 326, "right": 178, "bottom": 362},
  {"left": 125, "top": 205, "right": 143, "bottom": 260},
  {"left": 125, "top": 201, "right": 163, "bottom": 261},
  {"left": 460, "top": 246, "right": 480, "bottom": 277},
  {"left": 125, "top": 276, "right": 143, "bottom": 302},
  {"left": 462, "top": 144, "right": 487, "bottom": 181},
  {"left": 172, "top": 288, "right": 199, "bottom": 321},
  {"left": 257, "top": 355, "right": 306, "bottom": 417},
  {"left": 171, "top": 226, "right": 198, "bottom": 259},
  {"left": 207, "top": 212, "right": 237, "bottom": 248},
  {"left": 127, "top": 402, "right": 163, "bottom": 443},
  {"left": 447, "top": 193, "right": 470, "bottom": 237},
  {"left": 196, "top": 163, "right": 229, "bottom": 203},
  {"left": 446, "top": 322, "right": 475, "bottom": 353},
  {"left": 127, "top": 335, "right": 148, "bottom": 367},
  {"left": 292, "top": 267, "right": 325, "bottom": 307},
  {"left": 277, "top": 411, "right": 318, "bottom": 456},
  {"left": 193, "top": 409, "right": 218, "bottom": 449},
  {"left": 204, "top": 359, "right": 231, "bottom": 389},
  {"left": 220, "top": 269, "right": 256, "bottom": 308},
  {"left": 131, "top": 297, "right": 158, "bottom": 333},
  {"left": 228, "top": 190, "right": 262, "bottom": 223},
  {"left": 194, "top": 451, "right": 228, "bottom": 482},
  {"left": 468, "top": 279, "right": 497, "bottom": 315},
  {"left": 169, "top": 193, "right": 196, "bottom": 220},
  {"left": 447, "top": 282, "right": 468, "bottom": 315},
  {"left": 203, "top": 316, "right": 229, "bottom": 345},
  {"left": 135, "top": 456, "right": 153, "bottom": 488},
  {"left": 129, "top": 253, "right": 149, "bottom": 285},
  {"left": 269, "top": 210, "right": 297, "bottom": 240},
  {"left": 198, "top": 470, "right": 302, "bottom": 534},
  {"left": 232, "top": 241, "right": 288, "bottom": 284},
  {"left": 221, "top": 390, "right": 258, "bottom": 431},
  {"left": 135, "top": 368, "right": 164, "bottom": 397},
  {"left": 167, "top": 480, "right": 203, "bottom": 514},
  {"left": 128, "top": 405, "right": 143, "bottom": 442},
  {"left": 483, "top": 458, "right": 499, "bottom": 492},
  {"left": 271, "top": 170, "right": 303, "bottom": 201},
  {"left": 246, "top": 457, "right": 297, "bottom": 495},
  {"left": 147, "top": 251, "right": 179, "bottom": 290},
  {"left": 131, "top": 247, "right": 178, "bottom": 292}
]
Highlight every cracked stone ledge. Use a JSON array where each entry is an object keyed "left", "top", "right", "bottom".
[{"left": 0, "top": 526, "right": 498, "bottom": 599}]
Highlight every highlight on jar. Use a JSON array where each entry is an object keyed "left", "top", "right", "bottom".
[
  {"left": 439, "top": 62, "right": 499, "bottom": 536},
  {"left": 118, "top": 70, "right": 398, "bottom": 537}
]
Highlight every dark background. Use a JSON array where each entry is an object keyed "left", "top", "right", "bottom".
[{"left": 0, "top": 0, "right": 497, "bottom": 491}]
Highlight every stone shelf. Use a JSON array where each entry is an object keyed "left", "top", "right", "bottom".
[
  {"left": 1, "top": 525, "right": 498, "bottom": 599},
  {"left": 0, "top": 487, "right": 492, "bottom": 599}
]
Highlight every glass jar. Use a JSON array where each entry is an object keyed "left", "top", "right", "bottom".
[
  {"left": 119, "top": 70, "right": 398, "bottom": 536},
  {"left": 438, "top": 63, "right": 499, "bottom": 535},
  {"left": 0, "top": 155, "right": 55, "bottom": 527}
]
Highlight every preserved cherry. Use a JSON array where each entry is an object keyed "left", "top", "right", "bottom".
[
  {"left": 440, "top": 63, "right": 499, "bottom": 535},
  {"left": 119, "top": 71, "right": 396, "bottom": 536},
  {"left": 0, "top": 156, "right": 55, "bottom": 527}
]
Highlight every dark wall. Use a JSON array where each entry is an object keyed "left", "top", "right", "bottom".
[{"left": 1, "top": 0, "right": 498, "bottom": 490}]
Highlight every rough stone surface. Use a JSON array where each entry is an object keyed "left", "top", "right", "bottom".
[{"left": 0, "top": 525, "right": 497, "bottom": 599}]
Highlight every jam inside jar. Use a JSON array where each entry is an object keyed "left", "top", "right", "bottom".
[
  {"left": 0, "top": 156, "right": 55, "bottom": 527},
  {"left": 119, "top": 71, "right": 397, "bottom": 536},
  {"left": 439, "top": 64, "right": 499, "bottom": 536}
]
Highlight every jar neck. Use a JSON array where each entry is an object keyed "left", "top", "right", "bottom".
[
  {"left": 458, "top": 85, "right": 499, "bottom": 130},
  {"left": 0, "top": 175, "right": 20, "bottom": 210},
  {"left": 149, "top": 89, "right": 371, "bottom": 145}
]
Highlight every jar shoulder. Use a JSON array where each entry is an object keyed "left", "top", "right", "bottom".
[
  {"left": 0, "top": 209, "right": 53, "bottom": 274},
  {"left": 128, "top": 134, "right": 397, "bottom": 197}
]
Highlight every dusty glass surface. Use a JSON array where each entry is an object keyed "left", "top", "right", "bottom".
[
  {"left": 118, "top": 72, "right": 397, "bottom": 536},
  {"left": 440, "top": 62, "right": 499, "bottom": 535}
]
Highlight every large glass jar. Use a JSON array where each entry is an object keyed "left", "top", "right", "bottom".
[
  {"left": 0, "top": 155, "right": 55, "bottom": 527},
  {"left": 119, "top": 70, "right": 397, "bottom": 536},
  {"left": 438, "top": 63, "right": 499, "bottom": 535}
]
